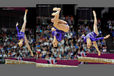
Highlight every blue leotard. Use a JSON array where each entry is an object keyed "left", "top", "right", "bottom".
[
  {"left": 16, "top": 26, "right": 25, "bottom": 44},
  {"left": 52, "top": 24, "right": 69, "bottom": 42},
  {"left": 82, "top": 32, "right": 104, "bottom": 43}
]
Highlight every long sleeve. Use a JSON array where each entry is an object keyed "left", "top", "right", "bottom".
[
  {"left": 16, "top": 26, "right": 19, "bottom": 34},
  {"left": 95, "top": 37, "right": 104, "bottom": 41}
]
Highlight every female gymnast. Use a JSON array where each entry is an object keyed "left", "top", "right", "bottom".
[
  {"left": 51, "top": 7, "right": 69, "bottom": 47},
  {"left": 16, "top": 9, "right": 33, "bottom": 56},
  {"left": 82, "top": 10, "right": 110, "bottom": 56}
]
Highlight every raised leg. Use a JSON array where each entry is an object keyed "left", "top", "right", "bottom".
[
  {"left": 52, "top": 9, "right": 69, "bottom": 32},
  {"left": 93, "top": 10, "right": 99, "bottom": 35},
  {"left": 57, "top": 23, "right": 69, "bottom": 32},
  {"left": 20, "top": 9, "right": 28, "bottom": 32}
]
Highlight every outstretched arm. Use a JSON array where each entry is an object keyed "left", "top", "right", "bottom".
[
  {"left": 94, "top": 34, "right": 110, "bottom": 41},
  {"left": 93, "top": 41, "right": 101, "bottom": 56},
  {"left": 16, "top": 22, "right": 19, "bottom": 33},
  {"left": 94, "top": 37, "right": 104, "bottom": 41},
  {"left": 24, "top": 35, "right": 33, "bottom": 56}
]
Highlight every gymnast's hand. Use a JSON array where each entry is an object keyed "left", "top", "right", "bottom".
[
  {"left": 51, "top": 27, "right": 56, "bottom": 31},
  {"left": 53, "top": 7, "right": 61, "bottom": 11},
  {"left": 104, "top": 34, "right": 110, "bottom": 39},
  {"left": 53, "top": 36, "right": 58, "bottom": 47},
  {"left": 81, "top": 34, "right": 85, "bottom": 38},
  {"left": 16, "top": 22, "right": 19, "bottom": 27}
]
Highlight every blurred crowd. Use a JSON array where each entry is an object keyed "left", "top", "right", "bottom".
[
  {"left": 0, "top": 16, "right": 111, "bottom": 60},
  {"left": 36, "top": 16, "right": 108, "bottom": 60},
  {"left": 0, "top": 27, "right": 35, "bottom": 58},
  {"left": 107, "top": 20, "right": 114, "bottom": 43}
]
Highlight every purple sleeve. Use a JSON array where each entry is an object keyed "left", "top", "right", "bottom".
[
  {"left": 52, "top": 31, "right": 57, "bottom": 36},
  {"left": 95, "top": 37, "right": 104, "bottom": 41},
  {"left": 81, "top": 35, "right": 86, "bottom": 42},
  {"left": 16, "top": 26, "right": 19, "bottom": 34}
]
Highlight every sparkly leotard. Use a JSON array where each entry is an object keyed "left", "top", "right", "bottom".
[
  {"left": 16, "top": 26, "right": 25, "bottom": 44},
  {"left": 52, "top": 24, "right": 69, "bottom": 42},
  {"left": 82, "top": 32, "right": 104, "bottom": 43}
]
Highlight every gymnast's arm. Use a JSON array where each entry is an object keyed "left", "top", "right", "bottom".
[
  {"left": 94, "top": 37, "right": 104, "bottom": 41},
  {"left": 95, "top": 34, "right": 110, "bottom": 41},
  {"left": 16, "top": 22, "right": 19, "bottom": 33}
]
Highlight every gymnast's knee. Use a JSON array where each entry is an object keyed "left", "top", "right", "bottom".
[
  {"left": 94, "top": 31, "right": 99, "bottom": 36},
  {"left": 64, "top": 26, "right": 69, "bottom": 32}
]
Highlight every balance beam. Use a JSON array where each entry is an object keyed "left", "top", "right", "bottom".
[
  {"left": 78, "top": 57, "right": 114, "bottom": 64},
  {"left": 5, "top": 59, "right": 36, "bottom": 64},
  {"left": 36, "top": 63, "right": 78, "bottom": 67}
]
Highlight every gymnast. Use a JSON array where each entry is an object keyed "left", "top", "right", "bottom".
[
  {"left": 51, "top": 7, "right": 69, "bottom": 47},
  {"left": 82, "top": 10, "right": 110, "bottom": 56},
  {"left": 16, "top": 9, "right": 33, "bottom": 56}
]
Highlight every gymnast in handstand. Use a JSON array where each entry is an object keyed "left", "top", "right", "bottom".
[
  {"left": 51, "top": 7, "right": 69, "bottom": 47},
  {"left": 16, "top": 9, "right": 33, "bottom": 56},
  {"left": 82, "top": 10, "right": 110, "bottom": 56}
]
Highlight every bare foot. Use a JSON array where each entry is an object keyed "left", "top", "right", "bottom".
[
  {"left": 53, "top": 7, "right": 61, "bottom": 11},
  {"left": 25, "top": 9, "right": 28, "bottom": 13},
  {"left": 98, "top": 51, "right": 101, "bottom": 56},
  {"left": 93, "top": 10, "right": 96, "bottom": 17},
  {"left": 30, "top": 52, "right": 34, "bottom": 57}
]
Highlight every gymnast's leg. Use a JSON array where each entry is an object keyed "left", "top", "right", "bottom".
[
  {"left": 18, "top": 39, "right": 23, "bottom": 47},
  {"left": 51, "top": 8, "right": 69, "bottom": 32},
  {"left": 20, "top": 9, "right": 28, "bottom": 32},
  {"left": 24, "top": 35, "right": 34, "bottom": 56},
  {"left": 57, "top": 23, "right": 69, "bottom": 32},
  {"left": 93, "top": 41, "right": 101, "bottom": 56},
  {"left": 93, "top": 10, "right": 99, "bottom": 35}
]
